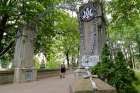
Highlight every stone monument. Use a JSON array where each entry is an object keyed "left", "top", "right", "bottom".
[
  {"left": 13, "top": 24, "right": 37, "bottom": 83},
  {"left": 71, "top": 1, "right": 117, "bottom": 93},
  {"left": 79, "top": 1, "right": 106, "bottom": 67}
]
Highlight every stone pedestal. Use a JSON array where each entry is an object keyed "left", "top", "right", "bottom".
[
  {"left": 70, "top": 78, "right": 116, "bottom": 93},
  {"left": 14, "top": 68, "right": 37, "bottom": 83},
  {"left": 74, "top": 68, "right": 88, "bottom": 79}
]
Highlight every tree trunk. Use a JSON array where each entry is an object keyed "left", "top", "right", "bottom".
[
  {"left": 0, "top": 31, "right": 4, "bottom": 52},
  {"left": 66, "top": 51, "right": 70, "bottom": 67},
  {"left": 0, "top": 40, "right": 15, "bottom": 57},
  {"left": 71, "top": 56, "right": 74, "bottom": 66},
  {"left": 131, "top": 46, "right": 135, "bottom": 69},
  {"left": 0, "top": 15, "right": 9, "bottom": 54},
  {"left": 128, "top": 45, "right": 135, "bottom": 69}
]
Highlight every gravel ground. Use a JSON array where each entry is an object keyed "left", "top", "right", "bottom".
[{"left": 0, "top": 73, "right": 75, "bottom": 93}]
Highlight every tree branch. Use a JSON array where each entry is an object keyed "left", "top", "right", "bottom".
[{"left": 0, "top": 40, "right": 15, "bottom": 57}]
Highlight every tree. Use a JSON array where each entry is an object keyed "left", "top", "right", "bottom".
[
  {"left": 0, "top": 0, "right": 45, "bottom": 53},
  {"left": 0, "top": 0, "right": 63, "bottom": 66},
  {"left": 106, "top": 0, "right": 140, "bottom": 68},
  {"left": 0, "top": 0, "right": 49, "bottom": 65},
  {"left": 50, "top": 11, "right": 80, "bottom": 67},
  {"left": 34, "top": 9, "right": 80, "bottom": 68},
  {"left": 91, "top": 44, "right": 138, "bottom": 93},
  {"left": 91, "top": 44, "right": 112, "bottom": 80},
  {"left": 109, "top": 50, "right": 137, "bottom": 93},
  {"left": 60, "top": 15, "right": 79, "bottom": 67}
]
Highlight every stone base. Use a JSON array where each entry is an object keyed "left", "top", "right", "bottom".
[
  {"left": 70, "top": 78, "right": 116, "bottom": 93},
  {"left": 14, "top": 68, "right": 37, "bottom": 83},
  {"left": 74, "top": 68, "right": 88, "bottom": 79},
  {"left": 70, "top": 78, "right": 93, "bottom": 93}
]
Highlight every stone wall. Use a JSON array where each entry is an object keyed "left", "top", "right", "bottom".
[
  {"left": 0, "top": 70, "right": 14, "bottom": 84},
  {"left": 0, "top": 69, "right": 60, "bottom": 84},
  {"left": 37, "top": 69, "right": 60, "bottom": 79}
]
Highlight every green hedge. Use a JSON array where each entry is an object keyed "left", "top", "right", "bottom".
[{"left": 91, "top": 44, "right": 138, "bottom": 93}]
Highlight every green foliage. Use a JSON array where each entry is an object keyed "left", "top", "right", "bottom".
[
  {"left": 33, "top": 56, "right": 40, "bottom": 69},
  {"left": 0, "top": 0, "right": 54, "bottom": 63},
  {"left": 91, "top": 44, "right": 112, "bottom": 79},
  {"left": 134, "top": 71, "right": 140, "bottom": 93},
  {"left": 109, "top": 50, "right": 137, "bottom": 93},
  {"left": 107, "top": 0, "right": 140, "bottom": 26},
  {"left": 0, "top": 55, "right": 11, "bottom": 68},
  {"left": 61, "top": 16, "right": 80, "bottom": 57},
  {"left": 107, "top": 0, "right": 140, "bottom": 70},
  {"left": 91, "top": 44, "right": 138, "bottom": 93},
  {"left": 46, "top": 62, "right": 60, "bottom": 69},
  {"left": 0, "top": 0, "right": 66, "bottom": 66}
]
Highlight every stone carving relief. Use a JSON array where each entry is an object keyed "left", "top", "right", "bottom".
[{"left": 80, "top": 3, "right": 97, "bottom": 22}]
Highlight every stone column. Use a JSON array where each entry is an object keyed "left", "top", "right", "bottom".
[
  {"left": 79, "top": 1, "right": 106, "bottom": 67},
  {"left": 13, "top": 24, "right": 37, "bottom": 83}
]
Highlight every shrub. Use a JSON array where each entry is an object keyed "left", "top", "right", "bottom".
[
  {"left": 91, "top": 44, "right": 138, "bottom": 93},
  {"left": 91, "top": 44, "right": 112, "bottom": 80},
  {"left": 109, "top": 50, "right": 137, "bottom": 93}
]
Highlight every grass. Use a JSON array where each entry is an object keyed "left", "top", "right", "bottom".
[
  {"left": 134, "top": 71, "right": 140, "bottom": 93},
  {"left": 46, "top": 62, "right": 60, "bottom": 69}
]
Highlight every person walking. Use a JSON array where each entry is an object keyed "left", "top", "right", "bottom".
[{"left": 60, "top": 62, "right": 66, "bottom": 78}]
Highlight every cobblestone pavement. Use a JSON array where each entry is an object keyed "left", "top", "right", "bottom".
[{"left": 0, "top": 73, "right": 75, "bottom": 93}]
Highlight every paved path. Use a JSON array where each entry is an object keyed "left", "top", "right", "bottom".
[{"left": 0, "top": 73, "right": 75, "bottom": 93}]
